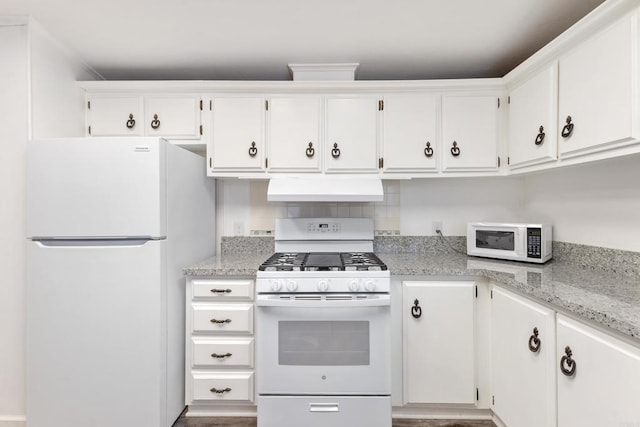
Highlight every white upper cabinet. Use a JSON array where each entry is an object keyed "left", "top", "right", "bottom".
[
  {"left": 267, "top": 96, "right": 322, "bottom": 173},
  {"left": 325, "top": 96, "right": 380, "bottom": 173},
  {"left": 556, "top": 314, "right": 640, "bottom": 426},
  {"left": 209, "top": 96, "right": 265, "bottom": 173},
  {"left": 403, "top": 280, "right": 476, "bottom": 405},
  {"left": 508, "top": 64, "right": 558, "bottom": 169},
  {"left": 491, "top": 286, "right": 556, "bottom": 427},
  {"left": 381, "top": 94, "right": 438, "bottom": 173},
  {"left": 441, "top": 95, "right": 499, "bottom": 172},
  {"left": 87, "top": 94, "right": 202, "bottom": 140},
  {"left": 558, "top": 13, "right": 638, "bottom": 159},
  {"left": 87, "top": 96, "right": 144, "bottom": 136}
]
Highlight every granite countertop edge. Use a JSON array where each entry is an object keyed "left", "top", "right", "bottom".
[{"left": 183, "top": 253, "right": 640, "bottom": 342}]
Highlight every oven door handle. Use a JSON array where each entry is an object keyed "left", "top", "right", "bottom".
[{"left": 255, "top": 295, "right": 390, "bottom": 308}]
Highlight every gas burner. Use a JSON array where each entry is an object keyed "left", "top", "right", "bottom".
[
  {"left": 258, "top": 252, "right": 387, "bottom": 272},
  {"left": 259, "top": 252, "right": 307, "bottom": 271}
]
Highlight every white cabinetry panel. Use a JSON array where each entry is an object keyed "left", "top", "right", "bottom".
[
  {"left": 87, "top": 96, "right": 143, "bottom": 136},
  {"left": 144, "top": 95, "right": 201, "bottom": 139},
  {"left": 403, "top": 280, "right": 476, "bottom": 404}
]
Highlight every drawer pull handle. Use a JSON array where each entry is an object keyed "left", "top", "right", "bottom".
[
  {"left": 528, "top": 327, "right": 541, "bottom": 353},
  {"left": 560, "top": 346, "right": 576, "bottom": 377},
  {"left": 411, "top": 299, "right": 422, "bottom": 319},
  {"left": 210, "top": 387, "right": 232, "bottom": 394},
  {"left": 150, "top": 113, "right": 160, "bottom": 129},
  {"left": 450, "top": 141, "right": 461, "bottom": 157},
  {"left": 210, "top": 318, "right": 232, "bottom": 324},
  {"left": 535, "top": 125, "right": 545, "bottom": 145},
  {"left": 306, "top": 142, "right": 315, "bottom": 158},
  {"left": 331, "top": 142, "right": 341, "bottom": 158},
  {"left": 210, "top": 288, "right": 232, "bottom": 294},
  {"left": 561, "top": 115, "right": 574, "bottom": 138},
  {"left": 424, "top": 141, "right": 434, "bottom": 157},
  {"left": 126, "top": 113, "right": 136, "bottom": 129},
  {"left": 248, "top": 141, "right": 258, "bottom": 157},
  {"left": 211, "top": 352, "right": 233, "bottom": 359}
]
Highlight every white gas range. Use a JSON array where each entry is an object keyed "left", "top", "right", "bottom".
[{"left": 255, "top": 218, "right": 391, "bottom": 427}]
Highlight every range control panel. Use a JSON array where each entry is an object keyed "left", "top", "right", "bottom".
[
  {"left": 527, "top": 228, "right": 542, "bottom": 259},
  {"left": 307, "top": 222, "right": 341, "bottom": 233}
]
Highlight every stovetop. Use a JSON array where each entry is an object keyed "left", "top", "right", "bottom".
[{"left": 258, "top": 252, "right": 388, "bottom": 272}]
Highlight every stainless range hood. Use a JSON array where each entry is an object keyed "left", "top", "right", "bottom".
[{"left": 267, "top": 176, "right": 384, "bottom": 202}]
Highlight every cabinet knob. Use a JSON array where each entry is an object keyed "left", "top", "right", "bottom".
[
  {"left": 424, "top": 141, "right": 434, "bottom": 158},
  {"left": 561, "top": 116, "right": 574, "bottom": 138},
  {"left": 450, "top": 141, "right": 461, "bottom": 157},
  {"left": 560, "top": 345, "right": 576, "bottom": 376},
  {"left": 126, "top": 113, "right": 136, "bottom": 129},
  {"left": 150, "top": 113, "right": 160, "bottom": 129},
  {"left": 306, "top": 142, "right": 315, "bottom": 158},
  {"left": 411, "top": 299, "right": 422, "bottom": 319},
  {"left": 528, "top": 327, "right": 541, "bottom": 353},
  {"left": 331, "top": 142, "right": 341, "bottom": 158},
  {"left": 248, "top": 141, "right": 258, "bottom": 157},
  {"left": 535, "top": 125, "right": 545, "bottom": 145},
  {"left": 210, "top": 387, "right": 232, "bottom": 394}
]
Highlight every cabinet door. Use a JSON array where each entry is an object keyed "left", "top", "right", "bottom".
[
  {"left": 441, "top": 95, "right": 499, "bottom": 172},
  {"left": 210, "top": 97, "right": 265, "bottom": 172},
  {"left": 87, "top": 95, "right": 144, "bottom": 136},
  {"left": 558, "top": 14, "right": 637, "bottom": 158},
  {"left": 491, "top": 287, "right": 556, "bottom": 427},
  {"left": 508, "top": 64, "right": 558, "bottom": 169},
  {"left": 557, "top": 315, "right": 640, "bottom": 427},
  {"left": 268, "top": 96, "right": 322, "bottom": 172},
  {"left": 382, "top": 94, "right": 438, "bottom": 173},
  {"left": 325, "top": 96, "right": 379, "bottom": 173},
  {"left": 144, "top": 95, "right": 201, "bottom": 139},
  {"left": 403, "top": 281, "right": 476, "bottom": 404}
]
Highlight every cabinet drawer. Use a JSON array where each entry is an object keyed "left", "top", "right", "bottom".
[
  {"left": 192, "top": 337, "right": 254, "bottom": 368},
  {"left": 191, "top": 372, "right": 254, "bottom": 402},
  {"left": 192, "top": 279, "right": 254, "bottom": 300},
  {"left": 192, "top": 303, "right": 254, "bottom": 333}
]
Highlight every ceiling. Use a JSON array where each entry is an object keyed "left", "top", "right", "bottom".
[{"left": 1, "top": 0, "right": 605, "bottom": 81}]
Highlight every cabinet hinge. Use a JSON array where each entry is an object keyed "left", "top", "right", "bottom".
[
  {"left": 497, "top": 98, "right": 500, "bottom": 108},
  {"left": 210, "top": 100, "right": 212, "bottom": 110},
  {"left": 491, "top": 289, "right": 493, "bottom": 299},
  {"left": 199, "top": 100, "right": 203, "bottom": 111},
  {"left": 498, "top": 156, "right": 501, "bottom": 167},
  {"left": 476, "top": 388, "right": 479, "bottom": 401},
  {"left": 265, "top": 100, "right": 269, "bottom": 111},
  {"left": 88, "top": 125, "right": 91, "bottom": 135},
  {"left": 378, "top": 99, "right": 384, "bottom": 111},
  {"left": 87, "top": 100, "right": 91, "bottom": 110},
  {"left": 493, "top": 395, "right": 495, "bottom": 405},
  {"left": 475, "top": 286, "right": 478, "bottom": 298},
  {"left": 265, "top": 158, "right": 268, "bottom": 168},
  {"left": 378, "top": 158, "right": 384, "bottom": 169},
  {"left": 508, "top": 156, "right": 510, "bottom": 165},
  {"left": 199, "top": 125, "right": 203, "bottom": 136},
  {"left": 508, "top": 96, "right": 511, "bottom": 104},
  {"left": 209, "top": 157, "right": 212, "bottom": 168}
]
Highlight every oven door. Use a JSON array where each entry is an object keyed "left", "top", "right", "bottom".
[{"left": 256, "top": 295, "right": 391, "bottom": 395}]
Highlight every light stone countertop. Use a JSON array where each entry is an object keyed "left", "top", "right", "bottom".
[{"left": 184, "top": 252, "right": 640, "bottom": 342}]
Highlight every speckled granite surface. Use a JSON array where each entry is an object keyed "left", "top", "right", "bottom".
[{"left": 184, "top": 238, "right": 640, "bottom": 341}]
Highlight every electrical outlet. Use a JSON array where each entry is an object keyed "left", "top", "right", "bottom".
[
  {"left": 234, "top": 222, "right": 244, "bottom": 236},
  {"left": 432, "top": 221, "right": 442, "bottom": 234}
]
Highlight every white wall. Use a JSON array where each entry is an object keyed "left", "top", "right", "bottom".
[
  {"left": 0, "top": 18, "right": 100, "bottom": 424},
  {"left": 522, "top": 155, "right": 640, "bottom": 252}
]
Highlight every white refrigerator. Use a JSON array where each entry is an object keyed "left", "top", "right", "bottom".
[{"left": 26, "top": 137, "right": 215, "bottom": 426}]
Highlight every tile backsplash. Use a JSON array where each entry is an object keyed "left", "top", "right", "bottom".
[{"left": 248, "top": 180, "right": 401, "bottom": 235}]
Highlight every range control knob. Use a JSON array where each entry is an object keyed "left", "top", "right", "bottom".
[
  {"left": 349, "top": 280, "right": 360, "bottom": 292},
  {"left": 365, "top": 280, "right": 376, "bottom": 292},
  {"left": 287, "top": 280, "right": 298, "bottom": 291},
  {"left": 271, "top": 280, "right": 283, "bottom": 292},
  {"left": 317, "top": 280, "right": 329, "bottom": 292}
]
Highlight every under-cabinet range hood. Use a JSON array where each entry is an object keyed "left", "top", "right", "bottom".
[{"left": 267, "top": 176, "right": 384, "bottom": 202}]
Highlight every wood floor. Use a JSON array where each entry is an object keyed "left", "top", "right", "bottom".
[{"left": 173, "top": 416, "right": 496, "bottom": 427}]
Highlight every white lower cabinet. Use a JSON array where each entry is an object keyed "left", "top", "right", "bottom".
[
  {"left": 185, "top": 278, "right": 255, "bottom": 410},
  {"left": 402, "top": 280, "right": 476, "bottom": 405},
  {"left": 491, "top": 286, "right": 556, "bottom": 427},
  {"left": 556, "top": 314, "right": 640, "bottom": 426}
]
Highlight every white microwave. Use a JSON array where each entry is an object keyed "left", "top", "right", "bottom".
[{"left": 467, "top": 222, "right": 552, "bottom": 263}]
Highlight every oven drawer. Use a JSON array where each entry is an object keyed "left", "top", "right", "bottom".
[
  {"left": 192, "top": 303, "right": 254, "bottom": 334},
  {"left": 191, "top": 372, "right": 254, "bottom": 402},
  {"left": 192, "top": 279, "right": 254, "bottom": 300},
  {"left": 191, "top": 337, "right": 254, "bottom": 368},
  {"left": 257, "top": 395, "right": 391, "bottom": 427}
]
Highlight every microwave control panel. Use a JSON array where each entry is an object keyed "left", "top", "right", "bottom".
[{"left": 527, "top": 228, "right": 542, "bottom": 259}]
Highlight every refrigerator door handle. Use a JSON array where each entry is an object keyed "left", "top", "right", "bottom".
[{"left": 31, "top": 237, "right": 163, "bottom": 247}]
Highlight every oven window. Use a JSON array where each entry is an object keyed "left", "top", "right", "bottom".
[
  {"left": 476, "top": 230, "right": 515, "bottom": 251},
  {"left": 279, "top": 321, "right": 370, "bottom": 366}
]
